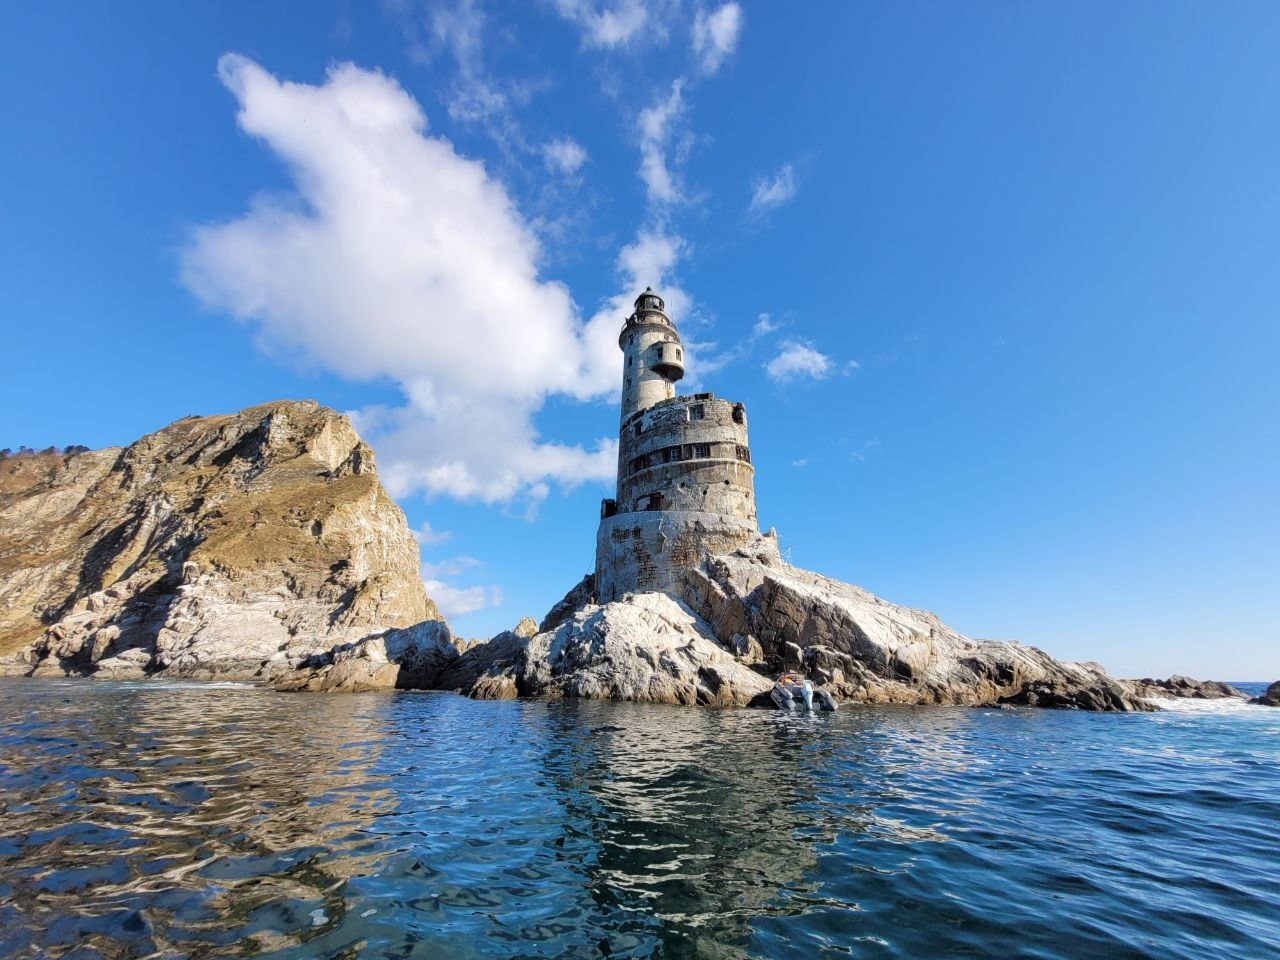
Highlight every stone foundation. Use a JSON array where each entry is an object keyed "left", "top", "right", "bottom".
[{"left": 593, "top": 511, "right": 771, "bottom": 602}]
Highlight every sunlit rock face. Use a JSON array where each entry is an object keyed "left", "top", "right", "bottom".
[
  {"left": 677, "top": 541, "right": 1152, "bottom": 711},
  {"left": 464, "top": 592, "right": 774, "bottom": 706},
  {"left": 0, "top": 401, "right": 440, "bottom": 680}
]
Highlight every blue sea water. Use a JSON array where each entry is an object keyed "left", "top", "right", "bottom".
[{"left": 0, "top": 679, "right": 1276, "bottom": 959}]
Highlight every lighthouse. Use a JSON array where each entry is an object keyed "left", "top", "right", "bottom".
[{"left": 593, "top": 288, "right": 769, "bottom": 601}]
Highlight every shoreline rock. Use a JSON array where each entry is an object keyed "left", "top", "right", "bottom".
[
  {"left": 1124, "top": 675, "right": 1248, "bottom": 702},
  {"left": 1251, "top": 681, "right": 1280, "bottom": 707}
]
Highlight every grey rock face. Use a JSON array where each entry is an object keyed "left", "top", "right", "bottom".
[
  {"left": 459, "top": 592, "right": 774, "bottom": 706},
  {"left": 0, "top": 401, "right": 441, "bottom": 680},
  {"left": 1252, "top": 681, "right": 1280, "bottom": 707},
  {"left": 275, "top": 620, "right": 459, "bottom": 693},
  {"left": 673, "top": 539, "right": 1153, "bottom": 711},
  {"left": 1125, "top": 675, "right": 1247, "bottom": 701}
]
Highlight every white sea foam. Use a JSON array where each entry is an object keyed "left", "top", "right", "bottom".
[{"left": 1145, "top": 696, "right": 1269, "bottom": 713}]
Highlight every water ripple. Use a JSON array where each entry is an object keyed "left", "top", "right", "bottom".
[{"left": 0, "top": 680, "right": 1277, "bottom": 958}]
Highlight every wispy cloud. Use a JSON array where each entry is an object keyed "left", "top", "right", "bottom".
[
  {"left": 637, "top": 80, "right": 686, "bottom": 204},
  {"left": 549, "top": 0, "right": 658, "bottom": 48},
  {"left": 752, "top": 312, "right": 782, "bottom": 337},
  {"left": 749, "top": 163, "right": 797, "bottom": 215},
  {"left": 692, "top": 3, "right": 743, "bottom": 74},
  {"left": 764, "top": 340, "right": 833, "bottom": 382},
  {"left": 411, "top": 520, "right": 454, "bottom": 546}
]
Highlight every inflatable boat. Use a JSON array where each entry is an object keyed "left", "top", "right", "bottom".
[{"left": 771, "top": 673, "right": 837, "bottom": 711}]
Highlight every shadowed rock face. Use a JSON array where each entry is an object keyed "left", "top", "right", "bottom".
[
  {"left": 1252, "top": 681, "right": 1280, "bottom": 707},
  {"left": 0, "top": 401, "right": 440, "bottom": 680}
]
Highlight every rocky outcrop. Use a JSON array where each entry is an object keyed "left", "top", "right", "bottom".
[
  {"left": 464, "top": 593, "right": 774, "bottom": 705},
  {"left": 670, "top": 539, "right": 1151, "bottom": 710},
  {"left": 1125, "top": 675, "right": 1247, "bottom": 701},
  {"left": 0, "top": 401, "right": 440, "bottom": 680},
  {"left": 322, "top": 534, "right": 1151, "bottom": 711},
  {"left": 274, "top": 620, "right": 459, "bottom": 693},
  {"left": 1252, "top": 681, "right": 1280, "bottom": 707}
]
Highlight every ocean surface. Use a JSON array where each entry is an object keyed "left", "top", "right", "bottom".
[{"left": 0, "top": 680, "right": 1276, "bottom": 959}]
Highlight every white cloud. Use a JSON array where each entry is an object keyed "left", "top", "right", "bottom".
[
  {"left": 543, "top": 137, "right": 588, "bottom": 175},
  {"left": 411, "top": 520, "right": 453, "bottom": 546},
  {"left": 424, "top": 578, "right": 504, "bottom": 618},
  {"left": 752, "top": 312, "right": 781, "bottom": 337},
  {"left": 421, "top": 555, "right": 481, "bottom": 579},
  {"left": 637, "top": 80, "right": 685, "bottom": 204},
  {"left": 692, "top": 3, "right": 743, "bottom": 74},
  {"left": 764, "top": 340, "right": 833, "bottom": 382},
  {"left": 183, "top": 55, "right": 622, "bottom": 506},
  {"left": 421, "top": 556, "right": 501, "bottom": 618},
  {"left": 550, "top": 0, "right": 656, "bottom": 48},
  {"left": 749, "top": 163, "right": 797, "bottom": 215}
]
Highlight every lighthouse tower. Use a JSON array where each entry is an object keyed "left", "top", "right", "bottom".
[{"left": 593, "top": 288, "right": 769, "bottom": 602}]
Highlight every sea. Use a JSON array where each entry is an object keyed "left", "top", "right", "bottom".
[{"left": 0, "top": 678, "right": 1276, "bottom": 959}]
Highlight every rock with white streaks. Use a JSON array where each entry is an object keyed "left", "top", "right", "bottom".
[{"left": 0, "top": 401, "right": 441, "bottom": 680}]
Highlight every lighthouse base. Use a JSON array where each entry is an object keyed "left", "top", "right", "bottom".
[{"left": 593, "top": 511, "right": 773, "bottom": 603}]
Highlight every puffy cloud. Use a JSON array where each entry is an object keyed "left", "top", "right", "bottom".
[
  {"left": 543, "top": 137, "right": 588, "bottom": 174},
  {"left": 764, "top": 340, "right": 833, "bottom": 382},
  {"left": 637, "top": 80, "right": 685, "bottom": 204},
  {"left": 749, "top": 163, "right": 797, "bottom": 215},
  {"left": 183, "top": 55, "right": 624, "bottom": 506},
  {"left": 692, "top": 3, "right": 743, "bottom": 74},
  {"left": 550, "top": 0, "right": 656, "bottom": 48}
]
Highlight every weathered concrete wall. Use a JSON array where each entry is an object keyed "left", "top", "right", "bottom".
[
  {"left": 594, "top": 511, "right": 764, "bottom": 602},
  {"left": 615, "top": 395, "right": 756, "bottom": 521},
  {"left": 595, "top": 291, "right": 764, "bottom": 602}
]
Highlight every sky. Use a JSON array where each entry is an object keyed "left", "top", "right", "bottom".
[{"left": 1, "top": 1, "right": 1277, "bottom": 679}]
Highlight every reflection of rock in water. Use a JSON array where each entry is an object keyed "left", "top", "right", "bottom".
[
  {"left": 0, "top": 682, "right": 395, "bottom": 957},
  {"left": 522, "top": 701, "right": 986, "bottom": 957}
]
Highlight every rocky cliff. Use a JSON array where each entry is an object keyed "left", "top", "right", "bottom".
[{"left": 0, "top": 401, "right": 439, "bottom": 680}]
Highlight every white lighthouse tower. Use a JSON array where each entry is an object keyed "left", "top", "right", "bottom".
[{"left": 619, "top": 287, "right": 685, "bottom": 419}]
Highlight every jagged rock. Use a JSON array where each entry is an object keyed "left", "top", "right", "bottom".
[
  {"left": 539, "top": 574, "right": 594, "bottom": 633},
  {"left": 512, "top": 617, "right": 538, "bottom": 639},
  {"left": 0, "top": 401, "right": 441, "bottom": 680},
  {"left": 1125, "top": 675, "right": 1247, "bottom": 701},
  {"left": 1251, "top": 681, "right": 1280, "bottom": 707},
  {"left": 275, "top": 621, "right": 458, "bottom": 693},
  {"left": 673, "top": 542, "right": 1154, "bottom": 711},
  {"left": 463, "top": 593, "right": 774, "bottom": 707}
]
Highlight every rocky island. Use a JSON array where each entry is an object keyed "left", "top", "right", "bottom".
[{"left": 0, "top": 293, "right": 1260, "bottom": 712}]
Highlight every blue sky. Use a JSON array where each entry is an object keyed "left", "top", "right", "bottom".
[{"left": 2, "top": 2, "right": 1277, "bottom": 678}]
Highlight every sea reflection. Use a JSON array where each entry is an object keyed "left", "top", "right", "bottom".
[{"left": 1, "top": 681, "right": 1277, "bottom": 959}]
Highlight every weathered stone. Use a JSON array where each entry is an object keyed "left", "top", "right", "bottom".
[
  {"left": 1125, "top": 675, "right": 1247, "bottom": 701},
  {"left": 672, "top": 544, "right": 1156, "bottom": 712},
  {"left": 465, "top": 593, "right": 773, "bottom": 707},
  {"left": 1251, "top": 681, "right": 1280, "bottom": 707},
  {"left": 0, "top": 401, "right": 443, "bottom": 680}
]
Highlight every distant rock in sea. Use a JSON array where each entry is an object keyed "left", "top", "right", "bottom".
[
  {"left": 1124, "top": 675, "right": 1248, "bottom": 701},
  {"left": 1251, "top": 681, "right": 1280, "bottom": 707},
  {"left": 0, "top": 401, "right": 439, "bottom": 681}
]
